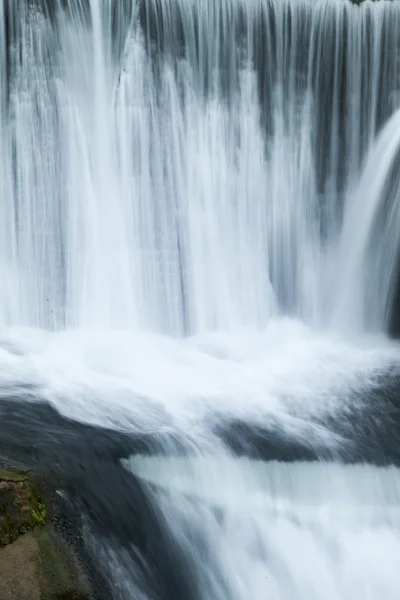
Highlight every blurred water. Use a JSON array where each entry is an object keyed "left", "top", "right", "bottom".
[
  {"left": 0, "top": 2, "right": 400, "bottom": 599},
  {"left": 126, "top": 455, "right": 400, "bottom": 600},
  {"left": 0, "top": 0, "right": 400, "bottom": 333}
]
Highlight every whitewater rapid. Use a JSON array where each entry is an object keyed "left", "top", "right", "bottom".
[
  {"left": 0, "top": 321, "right": 399, "bottom": 448},
  {"left": 124, "top": 456, "right": 400, "bottom": 600}
]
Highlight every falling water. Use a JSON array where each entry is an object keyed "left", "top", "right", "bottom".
[
  {"left": 126, "top": 456, "right": 400, "bottom": 600},
  {"left": 1, "top": 0, "right": 400, "bottom": 334},
  {"left": 1, "top": 1, "right": 400, "bottom": 599}
]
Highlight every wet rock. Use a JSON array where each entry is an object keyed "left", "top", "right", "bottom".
[{"left": 0, "top": 468, "right": 92, "bottom": 600}]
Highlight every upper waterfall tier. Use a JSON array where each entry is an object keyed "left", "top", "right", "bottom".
[{"left": 0, "top": 0, "right": 400, "bottom": 334}]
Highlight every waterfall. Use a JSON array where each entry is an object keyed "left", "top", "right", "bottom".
[
  {"left": 125, "top": 456, "right": 400, "bottom": 600},
  {"left": 1, "top": 1, "right": 400, "bottom": 599},
  {"left": 1, "top": 0, "right": 400, "bottom": 334}
]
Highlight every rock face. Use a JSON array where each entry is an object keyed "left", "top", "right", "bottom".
[
  {"left": 0, "top": 469, "right": 45, "bottom": 546},
  {"left": 0, "top": 468, "right": 91, "bottom": 600}
]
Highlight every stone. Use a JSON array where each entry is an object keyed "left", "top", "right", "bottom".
[{"left": 0, "top": 468, "right": 91, "bottom": 600}]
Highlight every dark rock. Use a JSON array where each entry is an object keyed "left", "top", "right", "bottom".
[{"left": 0, "top": 467, "right": 92, "bottom": 600}]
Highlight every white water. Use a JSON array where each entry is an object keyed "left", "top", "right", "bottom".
[
  {"left": 334, "top": 108, "right": 400, "bottom": 332},
  {"left": 127, "top": 456, "right": 400, "bottom": 522},
  {"left": 0, "top": 320, "right": 399, "bottom": 446},
  {"left": 1, "top": 1, "right": 400, "bottom": 599},
  {"left": 1, "top": 0, "right": 400, "bottom": 333},
  {"left": 126, "top": 456, "right": 400, "bottom": 600}
]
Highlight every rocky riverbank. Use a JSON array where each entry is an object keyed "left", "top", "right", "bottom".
[{"left": 0, "top": 466, "right": 91, "bottom": 600}]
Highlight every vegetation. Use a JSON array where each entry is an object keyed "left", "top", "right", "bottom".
[
  {"left": 31, "top": 500, "right": 48, "bottom": 527},
  {"left": 0, "top": 467, "right": 91, "bottom": 599}
]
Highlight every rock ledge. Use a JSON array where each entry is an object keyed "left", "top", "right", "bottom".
[{"left": 0, "top": 468, "right": 92, "bottom": 600}]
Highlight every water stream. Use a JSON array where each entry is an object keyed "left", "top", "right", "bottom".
[{"left": 1, "top": 1, "right": 400, "bottom": 598}]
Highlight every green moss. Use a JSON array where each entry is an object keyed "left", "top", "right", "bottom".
[
  {"left": 30, "top": 484, "right": 48, "bottom": 528},
  {"left": 31, "top": 501, "right": 47, "bottom": 527},
  {"left": 0, "top": 468, "right": 27, "bottom": 482},
  {"left": 1, "top": 470, "right": 90, "bottom": 598},
  {"left": 0, "top": 475, "right": 48, "bottom": 548}
]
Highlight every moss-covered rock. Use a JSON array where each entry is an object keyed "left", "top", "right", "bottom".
[
  {"left": 0, "top": 468, "right": 49, "bottom": 547},
  {"left": 0, "top": 468, "right": 91, "bottom": 600}
]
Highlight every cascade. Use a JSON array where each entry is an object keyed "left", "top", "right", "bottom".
[
  {"left": 0, "top": 1, "right": 400, "bottom": 599},
  {"left": 0, "top": 0, "right": 400, "bottom": 333}
]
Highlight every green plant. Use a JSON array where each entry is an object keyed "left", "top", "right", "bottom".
[{"left": 31, "top": 500, "right": 47, "bottom": 527}]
